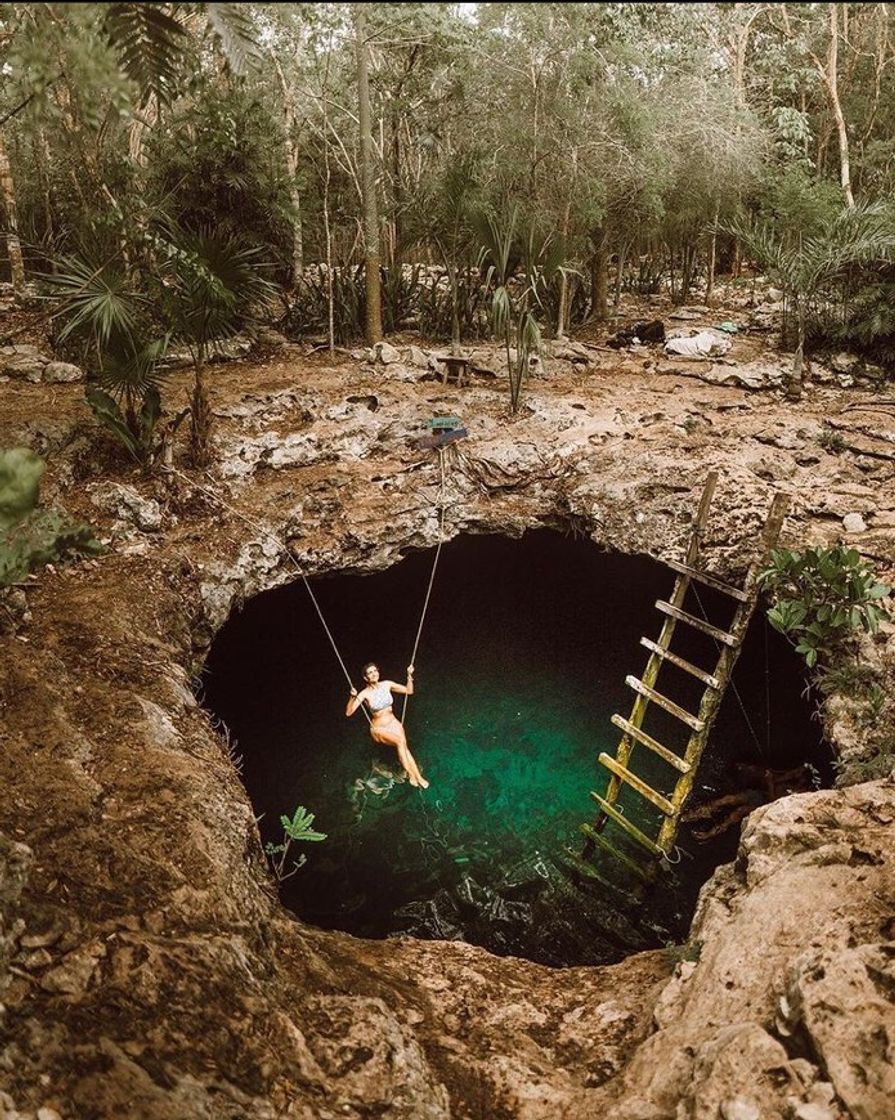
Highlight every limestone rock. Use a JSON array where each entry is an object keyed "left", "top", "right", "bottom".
[
  {"left": 792, "top": 1104, "right": 837, "bottom": 1120},
  {"left": 43, "top": 361, "right": 84, "bottom": 383},
  {"left": 40, "top": 939, "right": 106, "bottom": 994},
  {"left": 842, "top": 512, "right": 867, "bottom": 533},
  {"left": 90, "top": 482, "right": 163, "bottom": 533},
  {"left": 254, "top": 328, "right": 288, "bottom": 351},
  {"left": 787, "top": 942, "right": 895, "bottom": 1120},
  {"left": 1, "top": 343, "right": 47, "bottom": 381},
  {"left": 720, "top": 1096, "right": 760, "bottom": 1120},
  {"left": 372, "top": 340, "right": 401, "bottom": 365},
  {"left": 830, "top": 351, "right": 859, "bottom": 373},
  {"left": 1, "top": 833, "right": 32, "bottom": 996},
  {"left": 408, "top": 345, "right": 432, "bottom": 368}
]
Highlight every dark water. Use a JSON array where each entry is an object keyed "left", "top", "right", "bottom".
[{"left": 202, "top": 531, "right": 829, "bottom": 967}]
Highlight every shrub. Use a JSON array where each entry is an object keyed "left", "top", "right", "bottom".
[
  {"left": 1, "top": 448, "right": 103, "bottom": 587},
  {"left": 759, "top": 546, "right": 890, "bottom": 669}
]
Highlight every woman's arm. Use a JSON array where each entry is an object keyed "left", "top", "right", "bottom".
[
  {"left": 388, "top": 666, "right": 415, "bottom": 696},
  {"left": 346, "top": 686, "right": 366, "bottom": 716}
]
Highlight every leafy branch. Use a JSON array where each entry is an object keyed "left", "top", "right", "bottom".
[
  {"left": 759, "top": 546, "right": 890, "bottom": 669},
  {"left": 264, "top": 805, "right": 327, "bottom": 882}
]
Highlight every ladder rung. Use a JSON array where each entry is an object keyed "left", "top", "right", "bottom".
[
  {"left": 625, "top": 676, "right": 705, "bottom": 732},
  {"left": 598, "top": 753, "right": 676, "bottom": 814},
  {"left": 579, "top": 825, "right": 652, "bottom": 880},
  {"left": 611, "top": 714, "right": 691, "bottom": 773},
  {"left": 640, "top": 638, "right": 720, "bottom": 689},
  {"left": 665, "top": 559, "right": 749, "bottom": 602},
  {"left": 590, "top": 793, "right": 665, "bottom": 856},
  {"left": 655, "top": 601, "right": 738, "bottom": 647}
]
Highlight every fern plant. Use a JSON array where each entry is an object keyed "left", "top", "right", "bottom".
[{"left": 264, "top": 806, "right": 327, "bottom": 881}]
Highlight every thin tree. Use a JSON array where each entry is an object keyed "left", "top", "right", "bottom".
[
  {"left": 354, "top": 4, "right": 382, "bottom": 345},
  {"left": 0, "top": 130, "right": 26, "bottom": 295}
]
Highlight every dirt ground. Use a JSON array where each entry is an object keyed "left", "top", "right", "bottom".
[{"left": 1, "top": 298, "right": 894, "bottom": 1119}]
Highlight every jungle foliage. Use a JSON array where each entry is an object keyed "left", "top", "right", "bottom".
[
  {"left": 3, "top": 1, "right": 895, "bottom": 419},
  {"left": 760, "top": 546, "right": 891, "bottom": 670},
  {"left": 0, "top": 448, "right": 103, "bottom": 586}
]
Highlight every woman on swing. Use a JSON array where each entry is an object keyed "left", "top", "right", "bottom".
[{"left": 346, "top": 662, "right": 429, "bottom": 789}]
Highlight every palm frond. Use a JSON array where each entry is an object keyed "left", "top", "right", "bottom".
[
  {"left": 104, "top": 2, "right": 187, "bottom": 105},
  {"left": 96, "top": 334, "right": 171, "bottom": 399},
  {"left": 156, "top": 223, "right": 277, "bottom": 348},
  {"left": 204, "top": 3, "right": 260, "bottom": 76},
  {"left": 44, "top": 255, "right": 144, "bottom": 348}
]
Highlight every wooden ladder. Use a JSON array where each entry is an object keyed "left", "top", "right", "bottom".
[{"left": 580, "top": 473, "right": 790, "bottom": 876}]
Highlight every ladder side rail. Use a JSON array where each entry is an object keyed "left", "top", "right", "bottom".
[
  {"left": 609, "top": 473, "right": 717, "bottom": 797},
  {"left": 655, "top": 491, "right": 791, "bottom": 852},
  {"left": 606, "top": 573, "right": 688, "bottom": 803}
]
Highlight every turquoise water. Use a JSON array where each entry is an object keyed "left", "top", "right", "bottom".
[{"left": 203, "top": 532, "right": 828, "bottom": 966}]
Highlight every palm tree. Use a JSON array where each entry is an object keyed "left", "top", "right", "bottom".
[
  {"left": 477, "top": 208, "right": 565, "bottom": 414},
  {"left": 154, "top": 223, "right": 277, "bottom": 467},
  {"left": 732, "top": 204, "right": 895, "bottom": 400}
]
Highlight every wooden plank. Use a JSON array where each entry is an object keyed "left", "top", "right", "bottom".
[
  {"left": 560, "top": 847, "right": 651, "bottom": 901},
  {"left": 625, "top": 675, "right": 705, "bottom": 732},
  {"left": 590, "top": 793, "right": 665, "bottom": 856},
  {"left": 686, "top": 473, "right": 718, "bottom": 565},
  {"left": 598, "top": 753, "right": 676, "bottom": 814},
  {"left": 611, "top": 713, "right": 690, "bottom": 773},
  {"left": 655, "top": 601, "right": 738, "bottom": 646},
  {"left": 665, "top": 559, "right": 748, "bottom": 602},
  {"left": 579, "top": 825, "right": 652, "bottom": 880},
  {"left": 639, "top": 637, "right": 720, "bottom": 689}
]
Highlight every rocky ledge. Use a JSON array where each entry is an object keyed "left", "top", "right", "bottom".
[{"left": 1, "top": 340, "right": 893, "bottom": 1119}]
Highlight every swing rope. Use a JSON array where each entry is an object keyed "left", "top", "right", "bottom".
[
  {"left": 172, "top": 449, "right": 449, "bottom": 727},
  {"left": 401, "top": 446, "right": 447, "bottom": 723},
  {"left": 170, "top": 468, "right": 373, "bottom": 721}
]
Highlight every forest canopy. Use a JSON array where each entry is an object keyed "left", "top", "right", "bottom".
[{"left": 2, "top": 1, "right": 895, "bottom": 359}]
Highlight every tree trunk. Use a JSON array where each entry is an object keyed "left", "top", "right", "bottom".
[
  {"left": 448, "top": 262, "right": 461, "bottom": 356},
  {"left": 556, "top": 198, "right": 572, "bottom": 339},
  {"left": 0, "top": 131, "right": 26, "bottom": 295},
  {"left": 614, "top": 242, "right": 627, "bottom": 307},
  {"left": 271, "top": 53, "right": 304, "bottom": 287},
  {"left": 590, "top": 226, "right": 609, "bottom": 322},
  {"left": 190, "top": 352, "right": 213, "bottom": 468},
  {"left": 787, "top": 299, "right": 805, "bottom": 401},
  {"left": 705, "top": 203, "right": 720, "bottom": 305},
  {"left": 826, "top": 3, "right": 855, "bottom": 208},
  {"left": 355, "top": 6, "right": 382, "bottom": 345}
]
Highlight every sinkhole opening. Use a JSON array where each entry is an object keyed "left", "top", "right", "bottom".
[{"left": 202, "top": 529, "right": 831, "bottom": 968}]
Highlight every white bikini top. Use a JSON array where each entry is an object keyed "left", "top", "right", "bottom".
[{"left": 367, "top": 683, "right": 394, "bottom": 713}]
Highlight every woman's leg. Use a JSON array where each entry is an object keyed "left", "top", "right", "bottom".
[{"left": 372, "top": 721, "right": 429, "bottom": 788}]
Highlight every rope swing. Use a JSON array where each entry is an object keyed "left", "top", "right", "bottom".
[
  {"left": 400, "top": 446, "right": 447, "bottom": 723},
  {"left": 172, "top": 442, "right": 450, "bottom": 725}
]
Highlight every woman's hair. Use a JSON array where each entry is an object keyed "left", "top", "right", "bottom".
[{"left": 362, "top": 662, "right": 378, "bottom": 677}]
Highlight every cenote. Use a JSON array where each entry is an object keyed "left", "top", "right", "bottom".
[{"left": 202, "top": 530, "right": 830, "bottom": 968}]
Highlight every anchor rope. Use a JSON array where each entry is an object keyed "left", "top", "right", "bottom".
[
  {"left": 690, "top": 582, "right": 765, "bottom": 756},
  {"left": 401, "top": 446, "right": 447, "bottom": 723},
  {"left": 170, "top": 468, "right": 373, "bottom": 719}
]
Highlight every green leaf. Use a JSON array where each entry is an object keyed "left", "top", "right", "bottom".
[
  {"left": 205, "top": 3, "right": 260, "bottom": 76},
  {"left": 104, "top": 2, "right": 187, "bottom": 104},
  {"left": 85, "top": 387, "right": 140, "bottom": 461},
  {"left": 0, "top": 449, "right": 45, "bottom": 533}
]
